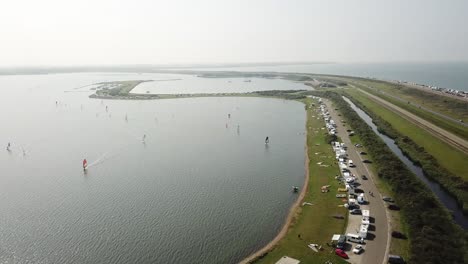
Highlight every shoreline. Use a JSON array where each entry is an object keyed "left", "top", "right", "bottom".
[{"left": 240, "top": 120, "right": 310, "bottom": 264}]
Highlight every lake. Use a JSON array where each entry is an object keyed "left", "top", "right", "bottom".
[
  {"left": 130, "top": 74, "right": 308, "bottom": 94},
  {"left": 0, "top": 73, "right": 306, "bottom": 263}
]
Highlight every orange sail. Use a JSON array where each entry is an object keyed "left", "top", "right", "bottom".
[{"left": 83, "top": 159, "right": 88, "bottom": 169}]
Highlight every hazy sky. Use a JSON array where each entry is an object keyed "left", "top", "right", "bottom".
[{"left": 1, "top": 0, "right": 467, "bottom": 66}]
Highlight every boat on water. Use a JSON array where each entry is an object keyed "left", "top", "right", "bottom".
[
  {"left": 293, "top": 186, "right": 299, "bottom": 193},
  {"left": 83, "top": 159, "right": 88, "bottom": 170}
]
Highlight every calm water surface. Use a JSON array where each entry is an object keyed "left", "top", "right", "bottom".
[
  {"left": 131, "top": 74, "right": 309, "bottom": 94},
  {"left": 0, "top": 73, "right": 306, "bottom": 263}
]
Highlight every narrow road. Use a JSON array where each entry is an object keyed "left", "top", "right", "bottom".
[
  {"left": 357, "top": 89, "right": 468, "bottom": 155},
  {"left": 324, "top": 100, "right": 389, "bottom": 264}
]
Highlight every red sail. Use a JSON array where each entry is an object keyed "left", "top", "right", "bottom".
[{"left": 83, "top": 159, "right": 88, "bottom": 168}]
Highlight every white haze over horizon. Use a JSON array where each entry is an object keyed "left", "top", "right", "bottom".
[{"left": 0, "top": 0, "right": 467, "bottom": 67}]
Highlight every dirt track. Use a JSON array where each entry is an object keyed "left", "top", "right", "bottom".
[{"left": 358, "top": 89, "right": 468, "bottom": 155}]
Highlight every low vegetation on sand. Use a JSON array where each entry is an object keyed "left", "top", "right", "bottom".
[
  {"left": 90, "top": 80, "right": 157, "bottom": 99},
  {"left": 309, "top": 90, "right": 467, "bottom": 264}
]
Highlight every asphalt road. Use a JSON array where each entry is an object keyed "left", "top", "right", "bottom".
[{"left": 324, "top": 99, "right": 390, "bottom": 264}]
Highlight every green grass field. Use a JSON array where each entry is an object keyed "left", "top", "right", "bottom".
[{"left": 252, "top": 99, "right": 347, "bottom": 264}]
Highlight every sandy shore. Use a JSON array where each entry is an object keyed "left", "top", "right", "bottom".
[{"left": 240, "top": 143, "right": 310, "bottom": 263}]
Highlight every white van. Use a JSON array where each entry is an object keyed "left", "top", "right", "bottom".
[
  {"left": 348, "top": 160, "right": 355, "bottom": 167},
  {"left": 357, "top": 194, "right": 365, "bottom": 204},
  {"left": 346, "top": 233, "right": 365, "bottom": 244}
]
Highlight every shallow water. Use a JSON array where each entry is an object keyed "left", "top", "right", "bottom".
[
  {"left": 131, "top": 74, "right": 308, "bottom": 94},
  {"left": 0, "top": 73, "right": 306, "bottom": 263}
]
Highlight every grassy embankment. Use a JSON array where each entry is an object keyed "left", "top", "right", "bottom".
[
  {"left": 344, "top": 88, "right": 468, "bottom": 213},
  {"left": 251, "top": 98, "right": 348, "bottom": 264},
  {"left": 345, "top": 79, "right": 468, "bottom": 141},
  {"left": 311, "top": 90, "right": 467, "bottom": 264},
  {"left": 346, "top": 78, "right": 468, "bottom": 121}
]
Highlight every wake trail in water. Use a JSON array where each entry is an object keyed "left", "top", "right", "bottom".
[{"left": 86, "top": 141, "right": 135, "bottom": 168}]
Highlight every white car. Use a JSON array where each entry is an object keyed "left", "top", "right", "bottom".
[{"left": 353, "top": 245, "right": 364, "bottom": 254}]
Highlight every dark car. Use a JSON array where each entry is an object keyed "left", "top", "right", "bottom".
[
  {"left": 359, "top": 151, "right": 367, "bottom": 155},
  {"left": 391, "top": 231, "right": 407, "bottom": 239},
  {"left": 362, "top": 159, "right": 372, "bottom": 163},
  {"left": 388, "top": 204, "right": 400, "bottom": 211},
  {"left": 350, "top": 209, "right": 362, "bottom": 215},
  {"left": 361, "top": 175, "right": 368, "bottom": 180},
  {"left": 354, "top": 188, "right": 364, "bottom": 193},
  {"left": 388, "top": 254, "right": 405, "bottom": 264},
  {"left": 336, "top": 235, "right": 347, "bottom": 249},
  {"left": 348, "top": 204, "right": 360, "bottom": 210},
  {"left": 382, "top": 197, "right": 394, "bottom": 202}
]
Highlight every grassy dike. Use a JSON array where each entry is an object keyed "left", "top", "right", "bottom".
[
  {"left": 311, "top": 90, "right": 467, "bottom": 264},
  {"left": 349, "top": 81, "right": 468, "bottom": 141},
  {"left": 344, "top": 88, "right": 468, "bottom": 213},
  {"left": 249, "top": 98, "right": 348, "bottom": 264},
  {"left": 345, "top": 78, "right": 468, "bottom": 121}
]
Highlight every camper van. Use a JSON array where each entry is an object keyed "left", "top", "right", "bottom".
[{"left": 346, "top": 233, "right": 365, "bottom": 244}]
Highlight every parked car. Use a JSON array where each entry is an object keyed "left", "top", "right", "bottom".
[
  {"left": 353, "top": 245, "right": 364, "bottom": 254},
  {"left": 336, "top": 235, "right": 347, "bottom": 249},
  {"left": 388, "top": 254, "right": 405, "bottom": 264},
  {"left": 348, "top": 204, "right": 360, "bottom": 210},
  {"left": 354, "top": 143, "right": 362, "bottom": 147},
  {"left": 391, "top": 231, "right": 407, "bottom": 239},
  {"left": 359, "top": 151, "right": 367, "bottom": 155},
  {"left": 350, "top": 209, "right": 362, "bottom": 215},
  {"left": 388, "top": 204, "right": 401, "bottom": 211},
  {"left": 382, "top": 197, "right": 394, "bottom": 202},
  {"left": 361, "top": 175, "right": 368, "bottom": 180},
  {"left": 362, "top": 159, "right": 372, "bottom": 163},
  {"left": 335, "top": 249, "right": 349, "bottom": 259},
  {"left": 354, "top": 188, "right": 364, "bottom": 193}
]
